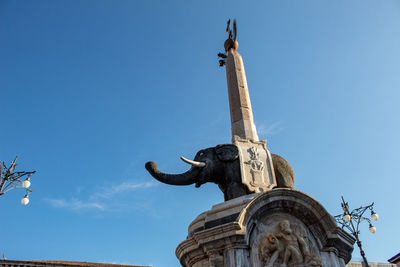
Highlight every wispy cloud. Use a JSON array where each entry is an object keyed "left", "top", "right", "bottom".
[
  {"left": 47, "top": 180, "right": 158, "bottom": 212},
  {"left": 257, "top": 121, "right": 284, "bottom": 137},
  {"left": 47, "top": 198, "right": 106, "bottom": 211},
  {"left": 90, "top": 181, "right": 158, "bottom": 200}
]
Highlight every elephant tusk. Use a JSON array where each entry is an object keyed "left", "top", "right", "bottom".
[{"left": 180, "top": 156, "right": 206, "bottom": 167}]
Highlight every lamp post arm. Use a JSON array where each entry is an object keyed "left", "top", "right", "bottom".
[
  {"left": 6, "top": 156, "right": 17, "bottom": 176},
  {"left": 2, "top": 185, "right": 32, "bottom": 194},
  {"left": 354, "top": 203, "right": 374, "bottom": 234},
  {"left": 2, "top": 172, "right": 23, "bottom": 192},
  {"left": 0, "top": 157, "right": 35, "bottom": 197}
]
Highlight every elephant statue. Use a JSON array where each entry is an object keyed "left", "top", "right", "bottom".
[{"left": 145, "top": 144, "right": 294, "bottom": 201}]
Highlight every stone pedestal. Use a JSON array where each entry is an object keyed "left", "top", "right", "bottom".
[{"left": 176, "top": 189, "right": 355, "bottom": 267}]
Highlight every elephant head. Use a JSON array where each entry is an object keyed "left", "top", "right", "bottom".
[
  {"left": 145, "top": 144, "right": 294, "bottom": 201},
  {"left": 145, "top": 144, "right": 248, "bottom": 200}
]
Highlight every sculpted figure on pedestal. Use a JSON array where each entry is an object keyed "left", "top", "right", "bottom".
[
  {"left": 258, "top": 220, "right": 322, "bottom": 267},
  {"left": 145, "top": 144, "right": 294, "bottom": 201}
]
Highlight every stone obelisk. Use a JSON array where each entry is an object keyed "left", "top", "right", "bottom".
[
  {"left": 221, "top": 20, "right": 276, "bottom": 193},
  {"left": 224, "top": 35, "right": 259, "bottom": 142}
]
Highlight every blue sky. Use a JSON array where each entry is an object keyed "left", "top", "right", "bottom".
[{"left": 1, "top": 1, "right": 399, "bottom": 266}]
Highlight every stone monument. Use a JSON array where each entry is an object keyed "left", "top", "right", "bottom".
[{"left": 146, "top": 20, "right": 355, "bottom": 266}]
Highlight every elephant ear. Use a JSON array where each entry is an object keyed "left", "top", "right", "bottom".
[{"left": 215, "top": 144, "right": 239, "bottom": 162}]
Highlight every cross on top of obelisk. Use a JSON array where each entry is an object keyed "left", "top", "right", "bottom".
[{"left": 224, "top": 19, "right": 239, "bottom": 52}]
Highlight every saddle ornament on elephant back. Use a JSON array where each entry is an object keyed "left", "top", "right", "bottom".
[{"left": 145, "top": 144, "right": 294, "bottom": 201}]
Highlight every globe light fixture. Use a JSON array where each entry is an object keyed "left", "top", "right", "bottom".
[
  {"left": 22, "top": 177, "right": 31, "bottom": 189},
  {"left": 369, "top": 224, "right": 376, "bottom": 234},
  {"left": 371, "top": 211, "right": 379, "bottom": 221},
  {"left": 21, "top": 194, "right": 29, "bottom": 206},
  {"left": 0, "top": 156, "right": 36, "bottom": 205},
  {"left": 335, "top": 196, "right": 379, "bottom": 267}
]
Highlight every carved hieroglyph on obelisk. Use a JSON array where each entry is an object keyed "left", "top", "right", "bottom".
[{"left": 219, "top": 20, "right": 276, "bottom": 193}]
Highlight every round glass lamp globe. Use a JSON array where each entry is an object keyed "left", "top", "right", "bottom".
[
  {"left": 343, "top": 214, "right": 351, "bottom": 222},
  {"left": 371, "top": 213, "right": 379, "bottom": 221},
  {"left": 369, "top": 226, "right": 376, "bottom": 234},
  {"left": 21, "top": 197, "right": 29, "bottom": 205},
  {"left": 22, "top": 180, "right": 31, "bottom": 189}
]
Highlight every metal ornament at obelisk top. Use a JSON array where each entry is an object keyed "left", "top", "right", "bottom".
[{"left": 220, "top": 19, "right": 277, "bottom": 193}]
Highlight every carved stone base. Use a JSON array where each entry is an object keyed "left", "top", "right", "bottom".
[{"left": 176, "top": 189, "right": 355, "bottom": 267}]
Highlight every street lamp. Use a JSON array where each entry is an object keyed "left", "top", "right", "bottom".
[
  {"left": 0, "top": 156, "right": 36, "bottom": 205},
  {"left": 335, "top": 196, "right": 379, "bottom": 267}
]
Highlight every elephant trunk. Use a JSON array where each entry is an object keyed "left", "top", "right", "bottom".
[{"left": 145, "top": 161, "right": 200, "bottom": 186}]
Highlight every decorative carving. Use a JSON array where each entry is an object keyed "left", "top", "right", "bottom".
[
  {"left": 258, "top": 220, "right": 322, "bottom": 267},
  {"left": 234, "top": 138, "right": 277, "bottom": 193},
  {"left": 245, "top": 147, "right": 265, "bottom": 188}
]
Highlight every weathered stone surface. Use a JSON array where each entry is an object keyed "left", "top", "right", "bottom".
[
  {"left": 233, "top": 137, "right": 276, "bottom": 193},
  {"left": 187, "top": 193, "right": 257, "bottom": 237},
  {"left": 271, "top": 154, "right": 295, "bottom": 189},
  {"left": 255, "top": 219, "right": 322, "bottom": 266},
  {"left": 225, "top": 48, "right": 258, "bottom": 142},
  {"left": 176, "top": 189, "right": 355, "bottom": 267}
]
